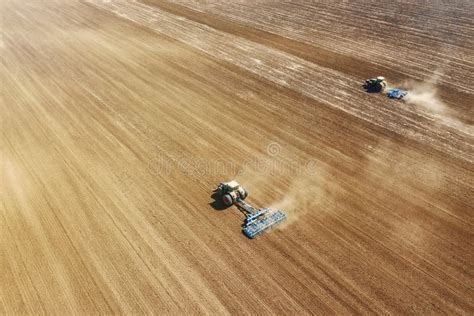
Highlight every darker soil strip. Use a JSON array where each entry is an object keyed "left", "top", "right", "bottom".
[{"left": 141, "top": 0, "right": 474, "bottom": 124}]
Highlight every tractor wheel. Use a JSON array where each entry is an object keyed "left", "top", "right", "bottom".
[
  {"left": 241, "top": 188, "right": 248, "bottom": 200},
  {"left": 371, "top": 84, "right": 382, "bottom": 93},
  {"left": 223, "top": 194, "right": 233, "bottom": 206},
  {"left": 237, "top": 187, "right": 248, "bottom": 200}
]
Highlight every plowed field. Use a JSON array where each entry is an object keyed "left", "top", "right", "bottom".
[{"left": 2, "top": 0, "right": 473, "bottom": 314}]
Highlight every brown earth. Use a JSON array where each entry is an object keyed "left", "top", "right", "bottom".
[{"left": 1, "top": 0, "right": 473, "bottom": 314}]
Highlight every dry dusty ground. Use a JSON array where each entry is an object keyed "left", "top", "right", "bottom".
[{"left": 1, "top": 0, "right": 473, "bottom": 314}]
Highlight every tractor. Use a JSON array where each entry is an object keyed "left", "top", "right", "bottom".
[
  {"left": 363, "top": 76, "right": 387, "bottom": 92},
  {"left": 214, "top": 181, "right": 287, "bottom": 238}
]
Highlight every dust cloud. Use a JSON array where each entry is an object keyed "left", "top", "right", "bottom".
[
  {"left": 400, "top": 71, "right": 471, "bottom": 133},
  {"left": 232, "top": 152, "right": 336, "bottom": 228},
  {"left": 271, "top": 139, "right": 445, "bottom": 238},
  {"left": 269, "top": 169, "right": 330, "bottom": 227},
  {"left": 403, "top": 71, "right": 446, "bottom": 114}
]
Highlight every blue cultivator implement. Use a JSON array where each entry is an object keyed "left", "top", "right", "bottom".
[
  {"left": 215, "top": 181, "right": 287, "bottom": 238},
  {"left": 237, "top": 201, "right": 287, "bottom": 239},
  {"left": 387, "top": 88, "right": 408, "bottom": 99}
]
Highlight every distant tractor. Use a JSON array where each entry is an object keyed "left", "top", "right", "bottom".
[
  {"left": 387, "top": 88, "right": 408, "bottom": 100},
  {"left": 214, "top": 181, "right": 287, "bottom": 239},
  {"left": 363, "top": 76, "right": 387, "bottom": 92}
]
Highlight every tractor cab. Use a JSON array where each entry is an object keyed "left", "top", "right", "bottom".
[{"left": 217, "top": 180, "right": 240, "bottom": 194}]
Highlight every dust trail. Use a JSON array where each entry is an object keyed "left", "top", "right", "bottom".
[
  {"left": 404, "top": 71, "right": 446, "bottom": 114},
  {"left": 230, "top": 147, "right": 335, "bottom": 227},
  {"left": 401, "top": 71, "right": 472, "bottom": 135},
  {"left": 269, "top": 164, "right": 335, "bottom": 228}
]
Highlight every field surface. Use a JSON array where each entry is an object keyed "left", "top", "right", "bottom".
[{"left": 1, "top": 0, "right": 473, "bottom": 314}]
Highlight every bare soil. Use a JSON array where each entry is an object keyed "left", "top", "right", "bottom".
[{"left": 1, "top": 0, "right": 473, "bottom": 314}]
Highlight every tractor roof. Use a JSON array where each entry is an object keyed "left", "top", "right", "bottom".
[{"left": 224, "top": 180, "right": 240, "bottom": 188}]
